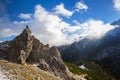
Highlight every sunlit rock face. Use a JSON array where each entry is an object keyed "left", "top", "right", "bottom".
[{"left": 0, "top": 28, "right": 70, "bottom": 80}]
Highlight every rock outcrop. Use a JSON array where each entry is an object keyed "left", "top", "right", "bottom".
[
  {"left": 5, "top": 29, "right": 33, "bottom": 64},
  {"left": 0, "top": 29, "right": 70, "bottom": 80}
]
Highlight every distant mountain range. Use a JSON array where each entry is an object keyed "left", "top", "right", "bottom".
[{"left": 58, "top": 19, "right": 120, "bottom": 80}]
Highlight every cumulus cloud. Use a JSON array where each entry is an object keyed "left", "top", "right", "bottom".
[
  {"left": 53, "top": 2, "right": 88, "bottom": 17},
  {"left": 114, "top": 0, "right": 120, "bottom": 11},
  {"left": 63, "top": 19, "right": 116, "bottom": 41},
  {"left": 0, "top": 4, "right": 117, "bottom": 46},
  {"left": 31, "top": 5, "right": 72, "bottom": 45},
  {"left": 19, "top": 13, "right": 32, "bottom": 19},
  {"left": 75, "top": 1, "right": 88, "bottom": 11},
  {"left": 31, "top": 5, "right": 116, "bottom": 45},
  {"left": 78, "top": 20, "right": 116, "bottom": 39},
  {"left": 54, "top": 3, "right": 74, "bottom": 17}
]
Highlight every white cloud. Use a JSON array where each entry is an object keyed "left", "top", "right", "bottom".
[
  {"left": 31, "top": 5, "right": 71, "bottom": 46},
  {"left": 114, "top": 0, "right": 120, "bottom": 11},
  {"left": 0, "top": 28, "right": 16, "bottom": 37},
  {"left": 75, "top": 1, "right": 88, "bottom": 11},
  {"left": 54, "top": 3, "right": 74, "bottom": 17},
  {"left": 19, "top": 13, "right": 32, "bottom": 19},
  {"left": 53, "top": 2, "right": 88, "bottom": 17},
  {"left": 78, "top": 19, "right": 116, "bottom": 39},
  {"left": 0, "top": 17, "right": 18, "bottom": 38},
  {"left": 62, "top": 19, "right": 116, "bottom": 41},
  {"left": 73, "top": 20, "right": 81, "bottom": 25},
  {"left": 13, "top": 20, "right": 32, "bottom": 24},
  {"left": 0, "top": 4, "right": 117, "bottom": 46}
]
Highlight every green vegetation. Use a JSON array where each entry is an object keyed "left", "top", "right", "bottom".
[{"left": 65, "top": 61, "right": 115, "bottom": 80}]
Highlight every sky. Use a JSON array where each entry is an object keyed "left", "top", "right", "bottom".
[{"left": 0, "top": 0, "right": 120, "bottom": 46}]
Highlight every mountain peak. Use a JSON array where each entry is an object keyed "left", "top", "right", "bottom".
[
  {"left": 20, "top": 28, "right": 32, "bottom": 39},
  {"left": 22, "top": 28, "right": 31, "bottom": 34},
  {"left": 19, "top": 28, "right": 32, "bottom": 42}
]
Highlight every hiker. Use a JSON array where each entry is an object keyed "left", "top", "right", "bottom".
[{"left": 26, "top": 25, "right": 29, "bottom": 29}]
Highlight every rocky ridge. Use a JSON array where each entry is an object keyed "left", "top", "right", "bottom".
[{"left": 0, "top": 28, "right": 70, "bottom": 80}]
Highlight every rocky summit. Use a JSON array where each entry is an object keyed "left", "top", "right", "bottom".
[{"left": 0, "top": 28, "right": 70, "bottom": 80}]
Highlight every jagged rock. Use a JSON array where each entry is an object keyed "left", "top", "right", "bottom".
[
  {"left": 0, "top": 28, "right": 70, "bottom": 80},
  {"left": 4, "top": 29, "right": 33, "bottom": 64}
]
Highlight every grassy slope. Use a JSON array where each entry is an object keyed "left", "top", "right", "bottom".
[{"left": 65, "top": 61, "right": 115, "bottom": 80}]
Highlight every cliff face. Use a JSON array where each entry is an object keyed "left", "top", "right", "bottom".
[{"left": 0, "top": 29, "right": 70, "bottom": 80}]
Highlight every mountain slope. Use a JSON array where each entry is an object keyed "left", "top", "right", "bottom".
[
  {"left": 59, "top": 19, "right": 120, "bottom": 61},
  {"left": 58, "top": 19, "right": 120, "bottom": 80},
  {"left": 65, "top": 61, "right": 115, "bottom": 80}
]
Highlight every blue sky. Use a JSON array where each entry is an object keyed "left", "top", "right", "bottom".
[
  {"left": 0, "top": 0, "right": 120, "bottom": 45},
  {"left": 4, "top": 0, "right": 120, "bottom": 23}
]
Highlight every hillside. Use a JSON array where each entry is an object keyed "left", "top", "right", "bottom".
[{"left": 0, "top": 60, "right": 61, "bottom": 80}]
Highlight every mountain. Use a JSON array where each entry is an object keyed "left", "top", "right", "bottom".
[
  {"left": 111, "top": 19, "right": 120, "bottom": 26},
  {"left": 58, "top": 19, "right": 120, "bottom": 80},
  {"left": 59, "top": 26, "right": 120, "bottom": 61},
  {"left": 0, "top": 28, "right": 71, "bottom": 80},
  {"left": 59, "top": 19, "right": 120, "bottom": 61}
]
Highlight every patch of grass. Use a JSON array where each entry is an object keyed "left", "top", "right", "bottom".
[
  {"left": 21, "top": 72, "right": 33, "bottom": 80},
  {"left": 65, "top": 62, "right": 87, "bottom": 75}
]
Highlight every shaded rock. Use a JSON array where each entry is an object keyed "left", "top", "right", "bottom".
[{"left": 5, "top": 29, "right": 33, "bottom": 64}]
